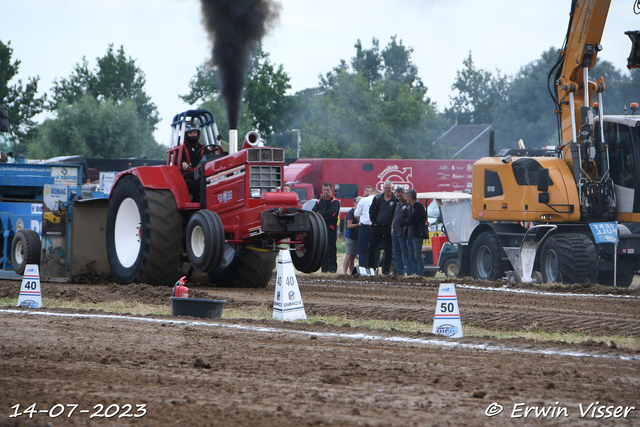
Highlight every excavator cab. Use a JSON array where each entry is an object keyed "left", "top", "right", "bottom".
[{"left": 597, "top": 116, "right": 640, "bottom": 220}]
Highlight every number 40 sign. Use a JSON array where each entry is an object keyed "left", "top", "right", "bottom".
[{"left": 17, "top": 264, "right": 42, "bottom": 308}]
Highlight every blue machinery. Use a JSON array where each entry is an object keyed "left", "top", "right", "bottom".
[{"left": 0, "top": 162, "right": 110, "bottom": 281}]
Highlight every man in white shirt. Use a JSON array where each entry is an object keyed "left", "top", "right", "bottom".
[{"left": 354, "top": 187, "right": 376, "bottom": 267}]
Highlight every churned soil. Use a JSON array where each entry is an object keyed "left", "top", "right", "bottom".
[{"left": 1, "top": 274, "right": 639, "bottom": 426}]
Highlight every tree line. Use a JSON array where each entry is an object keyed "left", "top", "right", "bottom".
[{"left": 2, "top": 37, "right": 639, "bottom": 161}]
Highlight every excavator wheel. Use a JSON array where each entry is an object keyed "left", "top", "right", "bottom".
[
  {"left": 470, "top": 230, "right": 504, "bottom": 281},
  {"left": 106, "top": 175, "right": 183, "bottom": 286},
  {"left": 290, "top": 211, "right": 327, "bottom": 274},
  {"left": 186, "top": 210, "right": 225, "bottom": 272},
  {"left": 209, "top": 248, "right": 277, "bottom": 288},
  {"left": 11, "top": 229, "right": 41, "bottom": 276},
  {"left": 539, "top": 233, "right": 598, "bottom": 284}
]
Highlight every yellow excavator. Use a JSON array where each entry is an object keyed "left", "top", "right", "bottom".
[{"left": 460, "top": 0, "right": 640, "bottom": 286}]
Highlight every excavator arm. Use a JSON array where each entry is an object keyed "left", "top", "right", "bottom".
[
  {"left": 554, "top": 0, "right": 609, "bottom": 147},
  {"left": 549, "top": 0, "right": 617, "bottom": 220}
]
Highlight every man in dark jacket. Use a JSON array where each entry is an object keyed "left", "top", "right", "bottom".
[
  {"left": 367, "top": 180, "right": 397, "bottom": 274},
  {"left": 313, "top": 182, "right": 340, "bottom": 273},
  {"left": 391, "top": 187, "right": 411, "bottom": 276},
  {"left": 180, "top": 122, "right": 204, "bottom": 201},
  {"left": 400, "top": 189, "right": 427, "bottom": 276}
]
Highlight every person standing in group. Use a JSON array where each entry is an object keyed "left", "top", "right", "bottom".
[
  {"left": 367, "top": 180, "right": 397, "bottom": 274},
  {"left": 312, "top": 182, "right": 340, "bottom": 273},
  {"left": 401, "top": 189, "right": 428, "bottom": 276},
  {"left": 391, "top": 187, "right": 412, "bottom": 276},
  {"left": 343, "top": 196, "right": 362, "bottom": 274},
  {"left": 362, "top": 185, "right": 372, "bottom": 198},
  {"left": 354, "top": 187, "right": 377, "bottom": 267}
]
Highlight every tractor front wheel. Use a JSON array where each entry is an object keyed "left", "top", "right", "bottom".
[
  {"left": 290, "top": 211, "right": 327, "bottom": 273},
  {"left": 186, "top": 210, "right": 225, "bottom": 272}
]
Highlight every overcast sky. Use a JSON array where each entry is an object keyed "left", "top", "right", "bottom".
[{"left": 2, "top": 1, "right": 638, "bottom": 145}]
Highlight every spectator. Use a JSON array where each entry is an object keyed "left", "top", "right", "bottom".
[
  {"left": 362, "top": 185, "right": 372, "bottom": 197},
  {"left": 354, "top": 187, "right": 377, "bottom": 267},
  {"left": 312, "top": 182, "right": 340, "bottom": 273},
  {"left": 283, "top": 183, "right": 291, "bottom": 192},
  {"left": 343, "top": 196, "right": 362, "bottom": 274},
  {"left": 401, "top": 189, "right": 428, "bottom": 276},
  {"left": 391, "top": 187, "right": 412, "bottom": 276},
  {"left": 367, "top": 180, "right": 398, "bottom": 274}
]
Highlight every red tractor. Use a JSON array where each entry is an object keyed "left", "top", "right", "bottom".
[{"left": 106, "top": 110, "right": 326, "bottom": 287}]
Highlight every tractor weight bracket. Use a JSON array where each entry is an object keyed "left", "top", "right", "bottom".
[{"left": 260, "top": 208, "right": 311, "bottom": 233}]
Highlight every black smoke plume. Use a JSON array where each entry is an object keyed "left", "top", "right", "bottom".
[{"left": 200, "top": 0, "right": 280, "bottom": 129}]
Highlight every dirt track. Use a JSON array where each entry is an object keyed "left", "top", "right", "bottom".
[{"left": 1, "top": 274, "right": 639, "bottom": 426}]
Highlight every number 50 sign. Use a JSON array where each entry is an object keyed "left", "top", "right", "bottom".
[{"left": 432, "top": 283, "right": 463, "bottom": 338}]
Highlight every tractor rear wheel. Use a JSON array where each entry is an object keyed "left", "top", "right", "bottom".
[
  {"left": 290, "top": 211, "right": 327, "bottom": 273},
  {"left": 11, "top": 229, "right": 41, "bottom": 275},
  {"left": 186, "top": 210, "right": 225, "bottom": 272},
  {"left": 209, "top": 248, "right": 277, "bottom": 288},
  {"left": 539, "top": 233, "right": 598, "bottom": 284},
  {"left": 470, "top": 231, "right": 504, "bottom": 281},
  {"left": 106, "top": 175, "right": 183, "bottom": 286}
]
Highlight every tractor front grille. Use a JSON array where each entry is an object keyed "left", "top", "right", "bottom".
[{"left": 249, "top": 165, "right": 282, "bottom": 192}]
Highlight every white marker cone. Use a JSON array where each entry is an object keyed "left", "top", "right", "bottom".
[
  {"left": 273, "top": 250, "right": 306, "bottom": 320},
  {"left": 432, "top": 283, "right": 463, "bottom": 338},
  {"left": 17, "top": 264, "right": 42, "bottom": 308}
]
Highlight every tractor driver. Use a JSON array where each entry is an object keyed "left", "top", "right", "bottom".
[{"left": 180, "top": 122, "right": 204, "bottom": 202}]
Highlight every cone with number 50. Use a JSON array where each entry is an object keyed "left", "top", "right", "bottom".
[
  {"left": 433, "top": 283, "right": 463, "bottom": 338},
  {"left": 273, "top": 250, "right": 306, "bottom": 320}
]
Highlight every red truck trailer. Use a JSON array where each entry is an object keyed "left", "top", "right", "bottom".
[{"left": 284, "top": 158, "right": 476, "bottom": 215}]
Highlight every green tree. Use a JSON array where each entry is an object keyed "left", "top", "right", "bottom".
[
  {"left": 490, "top": 49, "right": 640, "bottom": 151},
  {"left": 49, "top": 44, "right": 159, "bottom": 129},
  {"left": 491, "top": 48, "right": 559, "bottom": 150},
  {"left": 591, "top": 60, "right": 640, "bottom": 115},
  {"left": 447, "top": 52, "right": 509, "bottom": 125},
  {"left": 293, "top": 36, "right": 443, "bottom": 159},
  {"left": 28, "top": 95, "right": 166, "bottom": 160},
  {"left": 0, "top": 40, "right": 46, "bottom": 142},
  {"left": 181, "top": 44, "right": 291, "bottom": 141}
]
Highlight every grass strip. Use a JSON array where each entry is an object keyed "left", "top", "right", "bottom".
[{"left": 2, "top": 298, "right": 637, "bottom": 351}]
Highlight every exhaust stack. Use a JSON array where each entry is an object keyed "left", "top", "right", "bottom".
[{"left": 229, "top": 129, "right": 238, "bottom": 154}]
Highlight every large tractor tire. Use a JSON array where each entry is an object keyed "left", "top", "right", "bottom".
[
  {"left": 186, "top": 210, "right": 225, "bottom": 272},
  {"left": 470, "top": 230, "right": 504, "bottom": 281},
  {"left": 106, "top": 175, "right": 183, "bottom": 286},
  {"left": 209, "top": 248, "right": 277, "bottom": 288},
  {"left": 539, "top": 233, "right": 598, "bottom": 284},
  {"left": 290, "top": 211, "right": 327, "bottom": 273},
  {"left": 11, "top": 229, "right": 41, "bottom": 275}
]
